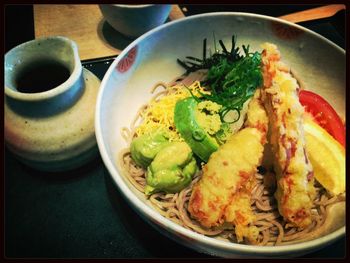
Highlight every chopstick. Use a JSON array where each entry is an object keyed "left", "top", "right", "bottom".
[
  {"left": 278, "top": 4, "right": 346, "bottom": 23},
  {"left": 170, "top": 5, "right": 346, "bottom": 23},
  {"left": 169, "top": 5, "right": 186, "bottom": 21}
]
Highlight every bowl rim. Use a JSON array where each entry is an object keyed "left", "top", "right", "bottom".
[{"left": 95, "top": 12, "right": 345, "bottom": 256}]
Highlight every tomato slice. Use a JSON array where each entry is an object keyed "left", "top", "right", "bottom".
[{"left": 299, "top": 90, "right": 345, "bottom": 146}]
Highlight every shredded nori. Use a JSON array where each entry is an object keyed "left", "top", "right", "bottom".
[{"left": 177, "top": 35, "right": 262, "bottom": 123}]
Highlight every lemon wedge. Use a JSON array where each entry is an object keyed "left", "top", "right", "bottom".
[{"left": 304, "top": 117, "right": 345, "bottom": 195}]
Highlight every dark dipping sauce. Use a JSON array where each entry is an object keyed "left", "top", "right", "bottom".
[{"left": 15, "top": 60, "right": 71, "bottom": 93}]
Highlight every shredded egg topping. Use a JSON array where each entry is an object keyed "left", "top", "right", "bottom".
[{"left": 135, "top": 81, "right": 208, "bottom": 141}]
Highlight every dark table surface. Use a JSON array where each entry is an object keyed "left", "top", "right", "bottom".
[{"left": 4, "top": 4, "right": 346, "bottom": 259}]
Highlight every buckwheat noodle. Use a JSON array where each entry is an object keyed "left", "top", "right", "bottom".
[{"left": 118, "top": 72, "right": 344, "bottom": 246}]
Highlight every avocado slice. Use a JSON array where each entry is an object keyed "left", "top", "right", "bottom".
[
  {"left": 174, "top": 97, "right": 219, "bottom": 162},
  {"left": 130, "top": 131, "right": 170, "bottom": 168}
]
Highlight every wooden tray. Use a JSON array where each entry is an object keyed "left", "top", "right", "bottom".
[{"left": 34, "top": 4, "right": 185, "bottom": 60}]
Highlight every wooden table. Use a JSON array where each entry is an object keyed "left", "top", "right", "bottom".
[{"left": 33, "top": 4, "right": 185, "bottom": 60}]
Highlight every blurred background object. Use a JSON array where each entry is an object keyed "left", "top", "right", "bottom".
[
  {"left": 5, "top": 4, "right": 344, "bottom": 60},
  {"left": 99, "top": 4, "right": 172, "bottom": 38}
]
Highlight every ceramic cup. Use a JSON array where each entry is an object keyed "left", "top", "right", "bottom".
[
  {"left": 4, "top": 36, "right": 101, "bottom": 172},
  {"left": 99, "top": 4, "right": 172, "bottom": 38}
]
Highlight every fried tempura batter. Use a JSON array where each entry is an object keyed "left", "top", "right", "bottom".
[
  {"left": 188, "top": 90, "right": 268, "bottom": 242},
  {"left": 261, "top": 43, "right": 316, "bottom": 229}
]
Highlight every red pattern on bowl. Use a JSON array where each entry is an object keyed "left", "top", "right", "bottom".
[
  {"left": 271, "top": 21, "right": 303, "bottom": 40},
  {"left": 116, "top": 46, "right": 138, "bottom": 73}
]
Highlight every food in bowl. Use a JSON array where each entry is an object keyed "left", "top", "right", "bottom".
[{"left": 117, "top": 36, "right": 345, "bottom": 247}]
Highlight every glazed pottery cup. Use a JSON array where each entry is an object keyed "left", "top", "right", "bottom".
[
  {"left": 4, "top": 36, "right": 101, "bottom": 172},
  {"left": 99, "top": 4, "right": 172, "bottom": 38}
]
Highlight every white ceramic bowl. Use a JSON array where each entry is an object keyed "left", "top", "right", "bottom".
[{"left": 95, "top": 13, "right": 345, "bottom": 258}]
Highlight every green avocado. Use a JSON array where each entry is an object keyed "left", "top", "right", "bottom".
[
  {"left": 174, "top": 97, "right": 220, "bottom": 162},
  {"left": 145, "top": 142, "right": 197, "bottom": 195},
  {"left": 130, "top": 131, "right": 169, "bottom": 168}
]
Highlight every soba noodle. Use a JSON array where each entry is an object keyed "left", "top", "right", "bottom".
[{"left": 118, "top": 74, "right": 345, "bottom": 246}]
